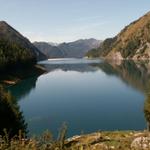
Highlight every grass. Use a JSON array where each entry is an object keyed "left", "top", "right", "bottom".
[{"left": 1, "top": 128, "right": 150, "bottom": 150}]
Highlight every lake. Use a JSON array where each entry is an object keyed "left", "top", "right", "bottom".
[{"left": 8, "top": 58, "right": 149, "bottom": 137}]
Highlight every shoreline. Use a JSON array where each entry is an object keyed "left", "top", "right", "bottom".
[
  {"left": 66, "top": 130, "right": 150, "bottom": 149},
  {"left": 0, "top": 64, "right": 47, "bottom": 86}
]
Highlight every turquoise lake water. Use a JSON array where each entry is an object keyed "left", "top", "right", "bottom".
[{"left": 8, "top": 59, "right": 148, "bottom": 137}]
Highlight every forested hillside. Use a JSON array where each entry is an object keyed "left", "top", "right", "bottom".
[{"left": 0, "top": 21, "right": 46, "bottom": 70}]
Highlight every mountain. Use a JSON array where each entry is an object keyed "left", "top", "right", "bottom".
[
  {"left": 0, "top": 21, "right": 47, "bottom": 70},
  {"left": 34, "top": 39, "right": 101, "bottom": 58},
  {"left": 33, "top": 42, "right": 64, "bottom": 58},
  {"left": 87, "top": 11, "right": 150, "bottom": 60}
]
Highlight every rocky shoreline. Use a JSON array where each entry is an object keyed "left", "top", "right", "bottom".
[
  {"left": 65, "top": 131, "right": 150, "bottom": 150},
  {"left": 1, "top": 130, "right": 149, "bottom": 150}
]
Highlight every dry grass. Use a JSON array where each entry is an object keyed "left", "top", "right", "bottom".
[{"left": 1, "top": 129, "right": 150, "bottom": 150}]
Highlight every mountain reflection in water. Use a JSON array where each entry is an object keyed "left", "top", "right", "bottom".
[{"left": 6, "top": 59, "right": 150, "bottom": 136}]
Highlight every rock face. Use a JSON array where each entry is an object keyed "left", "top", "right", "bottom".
[
  {"left": 87, "top": 11, "right": 150, "bottom": 60},
  {"left": 131, "top": 137, "right": 150, "bottom": 150},
  {"left": 66, "top": 131, "right": 150, "bottom": 150},
  {"left": 0, "top": 21, "right": 47, "bottom": 63},
  {"left": 34, "top": 39, "right": 101, "bottom": 58}
]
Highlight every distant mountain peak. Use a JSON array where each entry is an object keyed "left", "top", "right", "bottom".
[
  {"left": 0, "top": 21, "right": 19, "bottom": 33},
  {"left": 34, "top": 39, "right": 101, "bottom": 58},
  {"left": 146, "top": 11, "right": 150, "bottom": 15},
  {"left": 0, "top": 21, "right": 9, "bottom": 25}
]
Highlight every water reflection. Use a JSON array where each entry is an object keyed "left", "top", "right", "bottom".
[
  {"left": 7, "top": 63, "right": 100, "bottom": 101},
  {"left": 92, "top": 60, "right": 150, "bottom": 93},
  {"left": 7, "top": 59, "right": 150, "bottom": 135},
  {"left": 8, "top": 77, "right": 37, "bottom": 100},
  {"left": 38, "top": 58, "right": 101, "bottom": 72},
  {"left": 40, "top": 59, "right": 150, "bottom": 95},
  {"left": 39, "top": 63, "right": 99, "bottom": 73},
  {"left": 94, "top": 60, "right": 150, "bottom": 131}
]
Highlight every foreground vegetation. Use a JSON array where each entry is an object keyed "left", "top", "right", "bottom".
[
  {"left": 0, "top": 90, "right": 149, "bottom": 150},
  {"left": 0, "top": 130, "right": 150, "bottom": 150},
  {"left": 1, "top": 84, "right": 150, "bottom": 150}
]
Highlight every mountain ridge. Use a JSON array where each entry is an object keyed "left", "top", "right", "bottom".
[
  {"left": 0, "top": 21, "right": 47, "bottom": 63},
  {"left": 87, "top": 11, "right": 150, "bottom": 60},
  {"left": 34, "top": 38, "right": 101, "bottom": 58}
]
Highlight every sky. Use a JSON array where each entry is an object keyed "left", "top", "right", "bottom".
[{"left": 0, "top": 0, "right": 150, "bottom": 43}]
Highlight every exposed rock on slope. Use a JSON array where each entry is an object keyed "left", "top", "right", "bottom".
[{"left": 87, "top": 12, "right": 150, "bottom": 60}]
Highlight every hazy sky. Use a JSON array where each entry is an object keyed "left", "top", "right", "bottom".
[{"left": 0, "top": 0, "right": 150, "bottom": 43}]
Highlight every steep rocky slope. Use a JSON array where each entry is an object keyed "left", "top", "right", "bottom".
[{"left": 87, "top": 12, "right": 150, "bottom": 60}]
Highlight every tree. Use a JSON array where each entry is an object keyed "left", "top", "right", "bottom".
[{"left": 0, "top": 85, "right": 27, "bottom": 138}]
